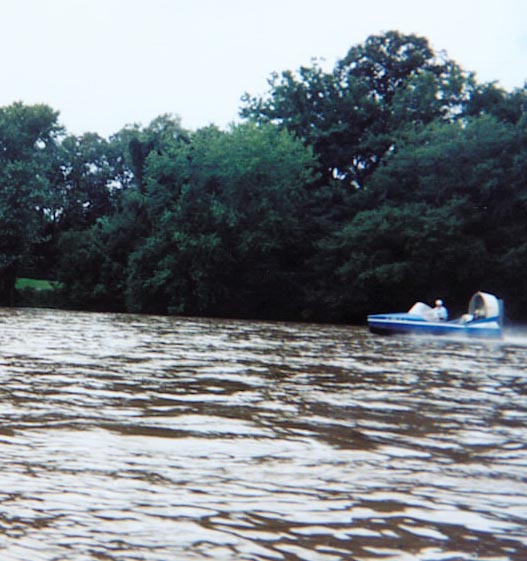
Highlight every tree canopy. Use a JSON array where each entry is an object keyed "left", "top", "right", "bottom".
[{"left": 2, "top": 31, "right": 527, "bottom": 322}]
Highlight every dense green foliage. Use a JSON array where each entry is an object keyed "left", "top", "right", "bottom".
[{"left": 2, "top": 31, "right": 527, "bottom": 321}]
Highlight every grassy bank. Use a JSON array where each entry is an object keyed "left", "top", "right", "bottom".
[
  {"left": 16, "top": 278, "right": 61, "bottom": 291},
  {"left": 15, "top": 278, "right": 63, "bottom": 308}
]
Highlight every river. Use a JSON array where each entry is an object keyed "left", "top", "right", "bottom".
[{"left": 0, "top": 307, "right": 525, "bottom": 560}]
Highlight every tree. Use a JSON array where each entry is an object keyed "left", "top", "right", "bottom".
[
  {"left": 0, "top": 102, "right": 63, "bottom": 303},
  {"left": 56, "top": 184, "right": 151, "bottom": 312},
  {"left": 56, "top": 208, "right": 143, "bottom": 311},
  {"left": 463, "top": 82, "right": 527, "bottom": 125},
  {"left": 57, "top": 133, "right": 127, "bottom": 230},
  {"left": 111, "top": 114, "right": 189, "bottom": 193},
  {"left": 241, "top": 31, "right": 469, "bottom": 188},
  {"left": 306, "top": 200, "right": 490, "bottom": 322},
  {"left": 55, "top": 115, "right": 189, "bottom": 310},
  {"left": 309, "top": 112, "right": 526, "bottom": 321},
  {"left": 126, "top": 122, "right": 318, "bottom": 318},
  {"left": 337, "top": 31, "right": 465, "bottom": 111}
]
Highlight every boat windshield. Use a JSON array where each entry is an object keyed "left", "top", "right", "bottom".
[{"left": 408, "top": 302, "right": 435, "bottom": 320}]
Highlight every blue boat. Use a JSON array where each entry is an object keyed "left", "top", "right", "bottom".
[{"left": 367, "top": 292, "right": 503, "bottom": 339}]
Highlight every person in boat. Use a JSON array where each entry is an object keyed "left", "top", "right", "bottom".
[{"left": 432, "top": 299, "right": 448, "bottom": 321}]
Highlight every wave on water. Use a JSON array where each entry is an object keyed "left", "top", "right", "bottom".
[
  {"left": 502, "top": 326, "right": 527, "bottom": 347},
  {"left": 0, "top": 309, "right": 525, "bottom": 560}
]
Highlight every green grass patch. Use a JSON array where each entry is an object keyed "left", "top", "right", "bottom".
[{"left": 16, "top": 278, "right": 61, "bottom": 291}]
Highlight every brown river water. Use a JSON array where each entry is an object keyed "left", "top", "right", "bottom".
[{"left": 0, "top": 307, "right": 525, "bottom": 561}]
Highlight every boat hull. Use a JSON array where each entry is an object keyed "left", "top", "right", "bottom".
[{"left": 367, "top": 313, "right": 502, "bottom": 339}]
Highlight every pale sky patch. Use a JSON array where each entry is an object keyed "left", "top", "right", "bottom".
[{"left": 1, "top": 0, "right": 525, "bottom": 137}]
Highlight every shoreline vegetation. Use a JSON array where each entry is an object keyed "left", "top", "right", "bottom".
[
  {"left": 2, "top": 31, "right": 527, "bottom": 323},
  {"left": 15, "top": 278, "right": 60, "bottom": 291},
  {"left": 14, "top": 278, "right": 63, "bottom": 310}
]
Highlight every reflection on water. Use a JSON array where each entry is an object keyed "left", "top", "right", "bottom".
[{"left": 0, "top": 307, "right": 525, "bottom": 560}]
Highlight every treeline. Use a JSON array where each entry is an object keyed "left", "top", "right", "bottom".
[{"left": 2, "top": 31, "right": 527, "bottom": 322}]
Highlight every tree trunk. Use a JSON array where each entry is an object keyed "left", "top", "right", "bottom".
[{"left": 0, "top": 263, "right": 17, "bottom": 306}]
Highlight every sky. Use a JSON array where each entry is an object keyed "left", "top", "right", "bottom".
[{"left": 2, "top": 0, "right": 526, "bottom": 138}]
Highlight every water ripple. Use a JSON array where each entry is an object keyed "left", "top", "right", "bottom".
[{"left": 0, "top": 307, "right": 525, "bottom": 560}]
